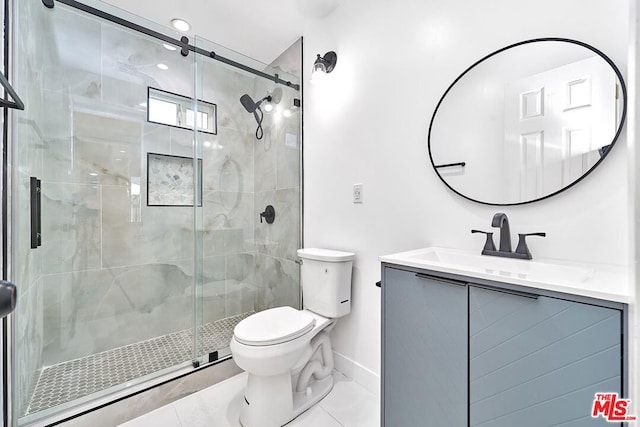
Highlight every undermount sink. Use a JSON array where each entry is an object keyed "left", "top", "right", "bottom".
[
  {"left": 408, "top": 247, "right": 594, "bottom": 286},
  {"left": 381, "top": 246, "right": 629, "bottom": 303},
  {"left": 380, "top": 247, "right": 601, "bottom": 288}
]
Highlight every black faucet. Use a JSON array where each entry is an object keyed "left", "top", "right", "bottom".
[
  {"left": 472, "top": 213, "right": 546, "bottom": 260},
  {"left": 491, "top": 213, "right": 512, "bottom": 253}
]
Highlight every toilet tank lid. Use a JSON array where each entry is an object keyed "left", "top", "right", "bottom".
[{"left": 297, "top": 248, "right": 355, "bottom": 262}]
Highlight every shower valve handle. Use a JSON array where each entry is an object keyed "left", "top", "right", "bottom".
[{"left": 260, "top": 205, "right": 276, "bottom": 224}]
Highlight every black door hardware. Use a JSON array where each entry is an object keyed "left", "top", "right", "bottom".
[{"left": 30, "top": 177, "right": 42, "bottom": 249}]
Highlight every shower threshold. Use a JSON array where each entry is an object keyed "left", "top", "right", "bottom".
[{"left": 24, "top": 312, "right": 252, "bottom": 416}]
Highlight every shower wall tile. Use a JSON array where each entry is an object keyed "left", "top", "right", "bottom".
[
  {"left": 199, "top": 61, "right": 257, "bottom": 135},
  {"left": 254, "top": 189, "right": 300, "bottom": 261},
  {"left": 101, "top": 74, "right": 149, "bottom": 111},
  {"left": 41, "top": 182, "right": 101, "bottom": 274},
  {"left": 72, "top": 111, "right": 143, "bottom": 187},
  {"left": 42, "top": 261, "right": 196, "bottom": 364},
  {"left": 143, "top": 122, "right": 172, "bottom": 155},
  {"left": 254, "top": 133, "right": 277, "bottom": 193},
  {"left": 276, "top": 126, "right": 301, "bottom": 190},
  {"left": 16, "top": 279, "right": 44, "bottom": 416},
  {"left": 101, "top": 23, "right": 195, "bottom": 100},
  {"left": 226, "top": 253, "right": 256, "bottom": 286},
  {"left": 102, "top": 185, "right": 194, "bottom": 268},
  {"left": 169, "top": 127, "right": 196, "bottom": 158},
  {"left": 202, "top": 191, "right": 255, "bottom": 256},
  {"left": 203, "top": 128, "right": 254, "bottom": 193},
  {"left": 199, "top": 256, "right": 227, "bottom": 324},
  {"left": 253, "top": 254, "right": 300, "bottom": 312}
]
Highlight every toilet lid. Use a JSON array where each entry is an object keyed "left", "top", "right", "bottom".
[{"left": 234, "top": 306, "right": 316, "bottom": 346}]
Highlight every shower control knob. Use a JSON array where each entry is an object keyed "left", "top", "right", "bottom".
[{"left": 260, "top": 205, "right": 275, "bottom": 224}]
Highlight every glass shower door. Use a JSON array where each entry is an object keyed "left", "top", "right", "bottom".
[
  {"left": 192, "top": 36, "right": 302, "bottom": 364},
  {"left": 12, "top": 0, "right": 203, "bottom": 423}
]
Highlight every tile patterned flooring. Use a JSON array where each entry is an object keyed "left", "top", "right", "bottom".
[
  {"left": 26, "top": 312, "right": 252, "bottom": 415},
  {"left": 119, "top": 371, "right": 380, "bottom": 427}
]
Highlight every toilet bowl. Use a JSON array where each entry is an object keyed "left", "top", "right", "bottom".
[{"left": 230, "top": 248, "right": 355, "bottom": 427}]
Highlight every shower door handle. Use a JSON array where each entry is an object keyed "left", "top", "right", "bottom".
[{"left": 30, "top": 177, "right": 42, "bottom": 249}]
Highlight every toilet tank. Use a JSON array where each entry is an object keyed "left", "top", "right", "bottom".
[{"left": 297, "top": 248, "right": 355, "bottom": 318}]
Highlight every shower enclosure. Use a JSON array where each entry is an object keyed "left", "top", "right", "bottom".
[{"left": 8, "top": 0, "right": 302, "bottom": 425}]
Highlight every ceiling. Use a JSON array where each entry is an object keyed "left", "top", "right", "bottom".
[{"left": 100, "top": 0, "right": 340, "bottom": 65}]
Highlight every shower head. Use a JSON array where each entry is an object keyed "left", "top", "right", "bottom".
[
  {"left": 240, "top": 93, "right": 271, "bottom": 139},
  {"left": 240, "top": 94, "right": 257, "bottom": 113}
]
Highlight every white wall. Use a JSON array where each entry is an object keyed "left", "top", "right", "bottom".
[
  {"left": 303, "top": 0, "right": 630, "bottom": 384},
  {"left": 628, "top": 0, "right": 639, "bottom": 410}
]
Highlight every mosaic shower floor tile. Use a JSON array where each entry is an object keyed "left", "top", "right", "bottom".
[{"left": 25, "top": 312, "right": 252, "bottom": 415}]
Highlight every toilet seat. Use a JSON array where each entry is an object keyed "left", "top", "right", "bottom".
[{"left": 234, "top": 306, "right": 316, "bottom": 346}]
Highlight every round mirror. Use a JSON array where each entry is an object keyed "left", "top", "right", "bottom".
[{"left": 428, "top": 38, "right": 626, "bottom": 205}]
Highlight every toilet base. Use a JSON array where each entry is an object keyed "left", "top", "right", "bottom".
[
  {"left": 238, "top": 373, "right": 334, "bottom": 427},
  {"left": 292, "top": 374, "right": 334, "bottom": 418}
]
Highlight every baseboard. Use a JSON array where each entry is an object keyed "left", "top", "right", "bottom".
[{"left": 332, "top": 351, "right": 380, "bottom": 396}]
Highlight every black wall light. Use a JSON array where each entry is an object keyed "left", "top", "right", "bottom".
[{"left": 311, "top": 51, "right": 337, "bottom": 84}]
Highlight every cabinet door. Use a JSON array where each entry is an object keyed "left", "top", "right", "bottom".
[
  {"left": 383, "top": 267, "right": 468, "bottom": 426},
  {"left": 469, "top": 285, "right": 622, "bottom": 427}
]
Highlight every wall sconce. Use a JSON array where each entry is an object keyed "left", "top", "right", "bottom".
[{"left": 311, "top": 51, "right": 337, "bottom": 84}]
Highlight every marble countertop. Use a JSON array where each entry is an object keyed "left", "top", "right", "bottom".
[{"left": 380, "top": 247, "right": 631, "bottom": 304}]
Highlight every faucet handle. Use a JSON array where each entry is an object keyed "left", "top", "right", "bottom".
[
  {"left": 471, "top": 229, "right": 497, "bottom": 254},
  {"left": 515, "top": 232, "right": 546, "bottom": 260}
]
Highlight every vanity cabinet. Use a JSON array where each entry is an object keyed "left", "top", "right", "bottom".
[{"left": 382, "top": 265, "right": 625, "bottom": 427}]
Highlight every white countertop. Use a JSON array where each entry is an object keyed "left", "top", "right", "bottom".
[{"left": 379, "top": 247, "right": 630, "bottom": 304}]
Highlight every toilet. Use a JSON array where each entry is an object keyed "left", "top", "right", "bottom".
[{"left": 230, "top": 248, "right": 355, "bottom": 427}]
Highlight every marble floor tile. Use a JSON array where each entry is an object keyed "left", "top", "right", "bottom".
[{"left": 119, "top": 370, "right": 379, "bottom": 427}]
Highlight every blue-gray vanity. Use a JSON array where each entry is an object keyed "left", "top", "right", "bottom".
[{"left": 380, "top": 247, "right": 629, "bottom": 427}]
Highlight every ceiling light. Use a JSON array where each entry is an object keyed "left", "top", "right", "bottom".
[
  {"left": 311, "top": 51, "right": 337, "bottom": 85},
  {"left": 163, "top": 43, "right": 178, "bottom": 51},
  {"left": 171, "top": 18, "right": 191, "bottom": 33},
  {"left": 157, "top": 63, "right": 169, "bottom": 70}
]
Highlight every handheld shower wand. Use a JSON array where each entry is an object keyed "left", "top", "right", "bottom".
[{"left": 239, "top": 93, "right": 274, "bottom": 140}]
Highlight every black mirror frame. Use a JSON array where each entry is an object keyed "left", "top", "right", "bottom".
[{"left": 427, "top": 37, "right": 627, "bottom": 206}]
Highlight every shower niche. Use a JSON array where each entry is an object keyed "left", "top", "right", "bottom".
[{"left": 10, "top": 0, "right": 302, "bottom": 424}]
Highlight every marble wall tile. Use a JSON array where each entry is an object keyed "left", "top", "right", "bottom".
[
  {"left": 40, "top": 91, "right": 74, "bottom": 184},
  {"left": 72, "top": 111, "right": 143, "bottom": 187},
  {"left": 200, "top": 256, "right": 227, "bottom": 324},
  {"left": 169, "top": 127, "right": 196, "bottom": 158},
  {"left": 253, "top": 254, "right": 300, "bottom": 312},
  {"left": 226, "top": 253, "right": 255, "bottom": 286},
  {"left": 203, "top": 128, "right": 253, "bottom": 194},
  {"left": 143, "top": 122, "right": 171, "bottom": 155},
  {"left": 254, "top": 189, "right": 300, "bottom": 261},
  {"left": 41, "top": 182, "right": 101, "bottom": 274},
  {"left": 276, "top": 123, "right": 301, "bottom": 190},
  {"left": 198, "top": 61, "right": 258, "bottom": 135},
  {"left": 100, "top": 23, "right": 195, "bottom": 99},
  {"left": 16, "top": 279, "right": 44, "bottom": 416},
  {"left": 202, "top": 191, "right": 255, "bottom": 256},
  {"left": 43, "top": 261, "right": 196, "bottom": 364},
  {"left": 254, "top": 130, "right": 277, "bottom": 193},
  {"left": 225, "top": 279, "right": 257, "bottom": 317},
  {"left": 102, "top": 185, "right": 195, "bottom": 268}
]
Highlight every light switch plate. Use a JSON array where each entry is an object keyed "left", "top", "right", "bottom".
[{"left": 353, "top": 183, "right": 363, "bottom": 203}]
